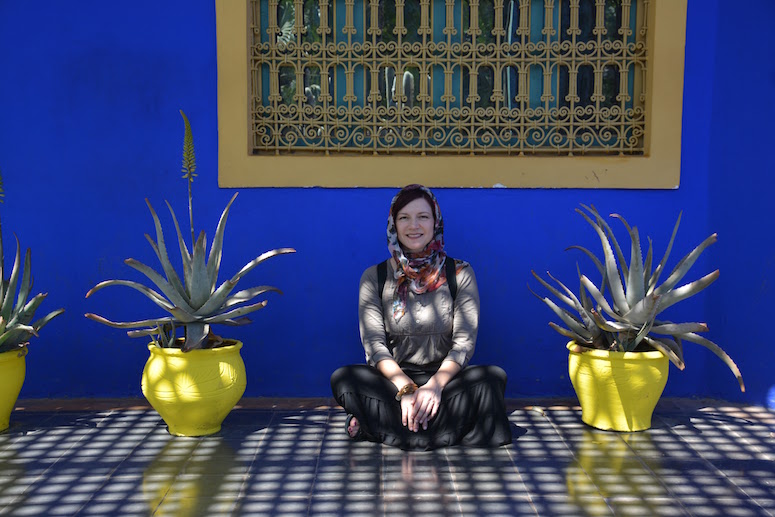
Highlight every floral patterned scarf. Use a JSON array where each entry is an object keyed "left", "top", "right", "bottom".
[{"left": 387, "top": 185, "right": 449, "bottom": 321}]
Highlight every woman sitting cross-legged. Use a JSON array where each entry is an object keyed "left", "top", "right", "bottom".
[{"left": 330, "top": 184, "right": 512, "bottom": 450}]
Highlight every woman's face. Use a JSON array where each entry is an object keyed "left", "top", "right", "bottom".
[{"left": 395, "top": 197, "right": 435, "bottom": 253}]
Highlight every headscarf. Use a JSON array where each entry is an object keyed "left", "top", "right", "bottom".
[{"left": 387, "top": 184, "right": 448, "bottom": 321}]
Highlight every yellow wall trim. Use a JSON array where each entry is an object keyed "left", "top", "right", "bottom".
[{"left": 216, "top": 0, "right": 687, "bottom": 188}]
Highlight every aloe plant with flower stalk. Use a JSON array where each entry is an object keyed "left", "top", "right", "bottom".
[
  {"left": 85, "top": 111, "right": 295, "bottom": 351},
  {"left": 0, "top": 168, "right": 64, "bottom": 353},
  {"left": 530, "top": 204, "right": 744, "bottom": 392}
]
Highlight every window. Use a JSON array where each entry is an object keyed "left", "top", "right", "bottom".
[{"left": 216, "top": 0, "right": 687, "bottom": 187}]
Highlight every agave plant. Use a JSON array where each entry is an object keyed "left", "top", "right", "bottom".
[
  {"left": 85, "top": 112, "right": 295, "bottom": 351},
  {"left": 530, "top": 204, "right": 744, "bottom": 392},
  {"left": 0, "top": 168, "right": 64, "bottom": 354}
]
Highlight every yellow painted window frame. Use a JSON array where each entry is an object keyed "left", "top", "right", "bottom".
[{"left": 215, "top": 0, "right": 687, "bottom": 188}]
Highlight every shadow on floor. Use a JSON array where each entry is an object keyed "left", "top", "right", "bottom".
[{"left": 1, "top": 398, "right": 773, "bottom": 516}]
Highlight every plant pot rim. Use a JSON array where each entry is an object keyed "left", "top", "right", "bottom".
[
  {"left": 566, "top": 341, "right": 665, "bottom": 360},
  {"left": 146, "top": 339, "right": 243, "bottom": 356},
  {"left": 0, "top": 347, "right": 28, "bottom": 361}
]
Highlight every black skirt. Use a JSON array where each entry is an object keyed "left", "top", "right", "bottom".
[{"left": 330, "top": 363, "right": 513, "bottom": 450}]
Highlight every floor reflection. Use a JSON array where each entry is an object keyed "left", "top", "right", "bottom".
[
  {"left": 566, "top": 429, "right": 665, "bottom": 514},
  {"left": 1, "top": 399, "right": 773, "bottom": 516},
  {"left": 401, "top": 451, "right": 441, "bottom": 487},
  {"left": 143, "top": 437, "right": 240, "bottom": 515},
  {"left": 385, "top": 450, "right": 447, "bottom": 496},
  {"left": 383, "top": 450, "right": 460, "bottom": 516},
  {"left": 0, "top": 442, "right": 27, "bottom": 509}
]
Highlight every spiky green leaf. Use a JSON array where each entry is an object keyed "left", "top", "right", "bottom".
[
  {"left": 612, "top": 213, "right": 645, "bottom": 307},
  {"left": 219, "top": 317, "right": 253, "bottom": 326},
  {"left": 588, "top": 310, "right": 630, "bottom": 334},
  {"left": 13, "top": 249, "right": 32, "bottom": 314},
  {"left": 531, "top": 291, "right": 594, "bottom": 341},
  {"left": 165, "top": 201, "right": 193, "bottom": 289},
  {"left": 204, "top": 299, "right": 272, "bottom": 323},
  {"left": 85, "top": 280, "right": 199, "bottom": 323},
  {"left": 29, "top": 308, "right": 65, "bottom": 334},
  {"left": 127, "top": 327, "right": 166, "bottom": 338},
  {"left": 0, "top": 327, "right": 32, "bottom": 348},
  {"left": 195, "top": 248, "right": 293, "bottom": 317},
  {"left": 182, "top": 322, "right": 209, "bottom": 351},
  {"left": 579, "top": 275, "right": 620, "bottom": 322},
  {"left": 679, "top": 332, "right": 745, "bottom": 392},
  {"left": 7, "top": 293, "right": 47, "bottom": 327},
  {"left": 1, "top": 236, "right": 22, "bottom": 324},
  {"left": 221, "top": 285, "right": 280, "bottom": 310},
  {"left": 621, "top": 293, "right": 661, "bottom": 326},
  {"left": 651, "top": 322, "right": 708, "bottom": 335},
  {"left": 544, "top": 271, "right": 598, "bottom": 331},
  {"left": 207, "top": 192, "right": 239, "bottom": 292},
  {"left": 124, "top": 258, "right": 196, "bottom": 313},
  {"left": 643, "top": 236, "right": 654, "bottom": 288},
  {"left": 583, "top": 204, "right": 629, "bottom": 282},
  {"left": 576, "top": 207, "right": 629, "bottom": 313},
  {"left": 229, "top": 248, "right": 296, "bottom": 284},
  {"left": 530, "top": 270, "right": 577, "bottom": 311},
  {"left": 642, "top": 336, "right": 685, "bottom": 369},
  {"left": 188, "top": 231, "right": 211, "bottom": 308},
  {"left": 548, "top": 321, "right": 592, "bottom": 345},
  {"left": 144, "top": 199, "right": 187, "bottom": 298},
  {"left": 629, "top": 300, "right": 660, "bottom": 349},
  {"left": 566, "top": 245, "right": 605, "bottom": 280},
  {"left": 657, "top": 270, "right": 719, "bottom": 313},
  {"left": 654, "top": 234, "right": 718, "bottom": 296},
  {"left": 85, "top": 313, "right": 175, "bottom": 329},
  {"left": 648, "top": 212, "right": 682, "bottom": 293},
  {"left": 192, "top": 278, "right": 238, "bottom": 316}
]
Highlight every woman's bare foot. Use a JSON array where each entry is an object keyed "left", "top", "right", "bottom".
[{"left": 346, "top": 415, "right": 360, "bottom": 438}]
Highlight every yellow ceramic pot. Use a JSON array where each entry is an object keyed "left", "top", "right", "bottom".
[
  {"left": 0, "top": 347, "right": 27, "bottom": 432},
  {"left": 141, "top": 340, "right": 246, "bottom": 437},
  {"left": 567, "top": 342, "right": 669, "bottom": 432}
]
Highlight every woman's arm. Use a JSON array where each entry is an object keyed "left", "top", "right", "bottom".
[
  {"left": 376, "top": 358, "right": 421, "bottom": 431},
  {"left": 447, "top": 265, "right": 480, "bottom": 367},
  {"left": 358, "top": 266, "right": 395, "bottom": 366},
  {"left": 413, "top": 265, "right": 479, "bottom": 429},
  {"left": 428, "top": 359, "right": 462, "bottom": 391},
  {"left": 375, "top": 358, "right": 414, "bottom": 391}
]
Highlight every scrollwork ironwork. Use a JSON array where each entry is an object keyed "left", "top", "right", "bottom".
[{"left": 249, "top": 0, "right": 646, "bottom": 155}]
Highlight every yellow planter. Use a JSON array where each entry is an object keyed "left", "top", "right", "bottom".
[
  {"left": 0, "top": 347, "right": 27, "bottom": 432},
  {"left": 567, "top": 342, "right": 669, "bottom": 432},
  {"left": 141, "top": 340, "right": 246, "bottom": 437}
]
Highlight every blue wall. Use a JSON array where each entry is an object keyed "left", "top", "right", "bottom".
[{"left": 0, "top": 1, "right": 771, "bottom": 404}]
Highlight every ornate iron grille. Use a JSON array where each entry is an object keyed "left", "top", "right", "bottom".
[{"left": 249, "top": 0, "right": 647, "bottom": 155}]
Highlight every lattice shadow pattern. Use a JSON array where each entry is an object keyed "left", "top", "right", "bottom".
[{"left": 0, "top": 400, "right": 773, "bottom": 516}]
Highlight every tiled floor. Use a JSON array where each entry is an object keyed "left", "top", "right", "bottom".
[{"left": 1, "top": 398, "right": 773, "bottom": 516}]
